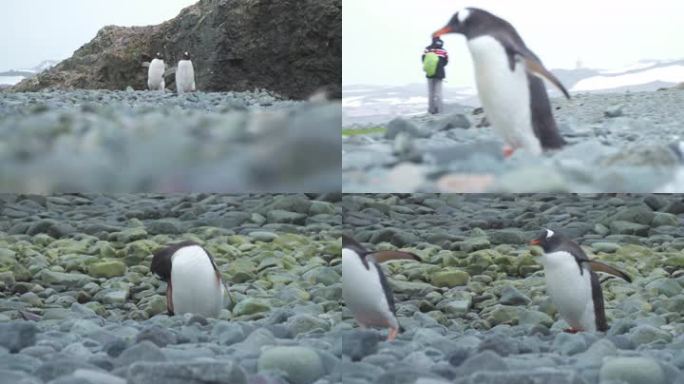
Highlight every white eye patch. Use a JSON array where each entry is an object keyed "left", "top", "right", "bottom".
[
  {"left": 545, "top": 229, "right": 555, "bottom": 238},
  {"left": 458, "top": 8, "right": 471, "bottom": 23}
]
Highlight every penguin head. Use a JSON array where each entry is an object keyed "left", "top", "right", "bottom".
[
  {"left": 433, "top": 8, "right": 474, "bottom": 37},
  {"left": 183, "top": 51, "right": 191, "bottom": 60},
  {"left": 433, "top": 7, "right": 505, "bottom": 39},
  {"left": 530, "top": 228, "right": 563, "bottom": 252},
  {"left": 155, "top": 52, "right": 163, "bottom": 60}
]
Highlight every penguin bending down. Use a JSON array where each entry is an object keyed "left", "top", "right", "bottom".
[
  {"left": 433, "top": 8, "right": 569, "bottom": 157},
  {"left": 342, "top": 235, "right": 421, "bottom": 341},
  {"left": 176, "top": 52, "right": 196, "bottom": 94},
  {"left": 148, "top": 52, "right": 166, "bottom": 91},
  {"left": 530, "top": 229, "right": 631, "bottom": 332},
  {"left": 151, "top": 241, "right": 227, "bottom": 317}
]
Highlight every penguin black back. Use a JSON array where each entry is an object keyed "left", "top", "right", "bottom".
[{"left": 528, "top": 75, "right": 566, "bottom": 149}]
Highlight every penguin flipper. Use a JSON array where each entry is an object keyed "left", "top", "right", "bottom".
[
  {"left": 498, "top": 34, "right": 570, "bottom": 99},
  {"left": 523, "top": 57, "right": 571, "bottom": 99},
  {"left": 369, "top": 250, "right": 421, "bottom": 264},
  {"left": 142, "top": 62, "right": 151, "bottom": 68},
  {"left": 587, "top": 261, "right": 632, "bottom": 283}
]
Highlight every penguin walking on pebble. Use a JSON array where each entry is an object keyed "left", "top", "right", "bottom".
[
  {"left": 342, "top": 235, "right": 421, "bottom": 341},
  {"left": 176, "top": 52, "right": 196, "bottom": 94},
  {"left": 151, "top": 241, "right": 227, "bottom": 317},
  {"left": 530, "top": 229, "right": 631, "bottom": 332},
  {"left": 147, "top": 52, "right": 166, "bottom": 91},
  {"left": 433, "top": 7, "right": 569, "bottom": 157}
]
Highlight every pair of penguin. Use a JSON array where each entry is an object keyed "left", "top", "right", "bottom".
[
  {"left": 150, "top": 241, "right": 228, "bottom": 317},
  {"left": 343, "top": 231, "right": 631, "bottom": 338},
  {"left": 433, "top": 7, "right": 569, "bottom": 157},
  {"left": 147, "top": 52, "right": 196, "bottom": 94}
]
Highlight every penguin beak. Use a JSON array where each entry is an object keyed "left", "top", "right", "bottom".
[
  {"left": 432, "top": 26, "right": 454, "bottom": 38},
  {"left": 530, "top": 239, "right": 541, "bottom": 246}
]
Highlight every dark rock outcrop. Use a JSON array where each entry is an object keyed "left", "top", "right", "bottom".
[{"left": 12, "top": 0, "right": 341, "bottom": 99}]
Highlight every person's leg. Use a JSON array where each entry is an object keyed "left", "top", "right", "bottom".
[
  {"left": 428, "top": 79, "right": 436, "bottom": 114},
  {"left": 435, "top": 79, "right": 444, "bottom": 114}
]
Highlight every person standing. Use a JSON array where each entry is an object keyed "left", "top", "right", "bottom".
[{"left": 422, "top": 37, "right": 449, "bottom": 114}]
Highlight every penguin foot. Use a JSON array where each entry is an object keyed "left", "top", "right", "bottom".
[
  {"left": 563, "top": 328, "right": 580, "bottom": 334},
  {"left": 503, "top": 145, "right": 516, "bottom": 158},
  {"left": 387, "top": 327, "right": 399, "bottom": 342}
]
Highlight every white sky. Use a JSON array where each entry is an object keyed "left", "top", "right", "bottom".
[
  {"left": 0, "top": 0, "right": 197, "bottom": 71},
  {"left": 343, "top": 0, "right": 684, "bottom": 87}
]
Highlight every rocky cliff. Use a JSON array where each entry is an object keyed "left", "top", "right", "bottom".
[{"left": 12, "top": 0, "right": 341, "bottom": 99}]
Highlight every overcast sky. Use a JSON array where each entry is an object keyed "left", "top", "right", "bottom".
[
  {"left": 343, "top": 0, "right": 684, "bottom": 87},
  {"left": 0, "top": 0, "right": 197, "bottom": 71}
]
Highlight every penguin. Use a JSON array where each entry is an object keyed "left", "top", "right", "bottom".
[
  {"left": 150, "top": 241, "right": 227, "bottom": 317},
  {"left": 342, "top": 235, "right": 421, "bottom": 341},
  {"left": 530, "top": 229, "right": 631, "bottom": 332},
  {"left": 148, "top": 52, "right": 166, "bottom": 91},
  {"left": 433, "top": 7, "right": 569, "bottom": 157},
  {"left": 176, "top": 52, "right": 196, "bottom": 94}
]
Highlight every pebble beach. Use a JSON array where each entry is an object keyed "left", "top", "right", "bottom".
[
  {"left": 0, "top": 193, "right": 343, "bottom": 384},
  {"left": 341, "top": 193, "right": 684, "bottom": 384}
]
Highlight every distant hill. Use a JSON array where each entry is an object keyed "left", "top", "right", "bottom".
[
  {"left": 558, "top": 59, "right": 684, "bottom": 93},
  {"left": 0, "top": 60, "right": 60, "bottom": 85}
]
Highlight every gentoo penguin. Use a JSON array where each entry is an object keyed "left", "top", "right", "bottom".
[
  {"left": 176, "top": 52, "right": 196, "bottom": 94},
  {"left": 342, "top": 235, "right": 421, "bottom": 341},
  {"left": 433, "top": 8, "right": 569, "bottom": 157},
  {"left": 148, "top": 52, "right": 166, "bottom": 91},
  {"left": 150, "top": 241, "right": 227, "bottom": 317},
  {"left": 530, "top": 229, "right": 631, "bottom": 332}
]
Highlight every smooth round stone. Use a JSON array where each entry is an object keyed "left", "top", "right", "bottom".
[
  {"left": 599, "top": 357, "right": 665, "bottom": 384},
  {"left": 257, "top": 346, "right": 325, "bottom": 384}
]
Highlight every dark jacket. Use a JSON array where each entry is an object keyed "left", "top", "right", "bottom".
[{"left": 422, "top": 44, "right": 448, "bottom": 79}]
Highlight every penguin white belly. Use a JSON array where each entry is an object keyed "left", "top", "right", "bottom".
[
  {"left": 176, "top": 60, "right": 196, "bottom": 94},
  {"left": 542, "top": 251, "right": 595, "bottom": 331},
  {"left": 342, "top": 250, "right": 397, "bottom": 329},
  {"left": 170, "top": 245, "right": 224, "bottom": 317},
  {"left": 148, "top": 59, "right": 165, "bottom": 91},
  {"left": 467, "top": 36, "right": 541, "bottom": 155}
]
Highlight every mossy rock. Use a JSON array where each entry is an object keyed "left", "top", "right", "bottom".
[
  {"left": 227, "top": 259, "right": 256, "bottom": 283},
  {"left": 88, "top": 259, "right": 127, "bottom": 278},
  {"left": 665, "top": 253, "right": 684, "bottom": 268},
  {"left": 465, "top": 249, "right": 497, "bottom": 275},
  {"left": 431, "top": 269, "right": 470, "bottom": 288},
  {"left": 233, "top": 298, "right": 271, "bottom": 316}
]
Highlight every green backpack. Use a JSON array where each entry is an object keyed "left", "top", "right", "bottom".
[{"left": 423, "top": 52, "right": 439, "bottom": 77}]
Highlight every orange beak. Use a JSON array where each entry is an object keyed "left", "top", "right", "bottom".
[
  {"left": 530, "top": 239, "right": 541, "bottom": 245},
  {"left": 432, "top": 26, "right": 454, "bottom": 38}
]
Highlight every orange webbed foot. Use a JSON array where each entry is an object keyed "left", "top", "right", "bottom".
[{"left": 387, "top": 327, "right": 399, "bottom": 342}]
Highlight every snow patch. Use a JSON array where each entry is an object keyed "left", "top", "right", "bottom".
[{"left": 572, "top": 65, "right": 684, "bottom": 91}]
